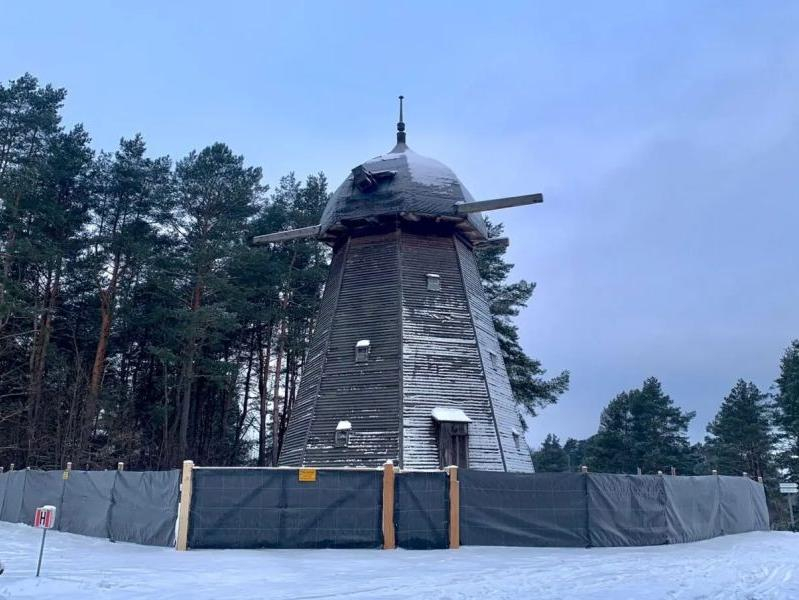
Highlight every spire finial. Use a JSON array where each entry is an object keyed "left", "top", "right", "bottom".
[{"left": 396, "top": 95, "right": 406, "bottom": 145}]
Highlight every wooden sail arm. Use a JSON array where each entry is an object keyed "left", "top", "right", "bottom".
[
  {"left": 473, "top": 237, "right": 509, "bottom": 250},
  {"left": 250, "top": 224, "right": 321, "bottom": 245},
  {"left": 454, "top": 193, "right": 543, "bottom": 214}
]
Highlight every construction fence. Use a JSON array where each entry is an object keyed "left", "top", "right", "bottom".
[
  {"left": 0, "top": 468, "right": 179, "bottom": 546},
  {"left": 177, "top": 463, "right": 769, "bottom": 550},
  {"left": 1, "top": 464, "right": 769, "bottom": 550}
]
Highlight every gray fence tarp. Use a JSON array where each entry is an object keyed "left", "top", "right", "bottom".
[
  {"left": 460, "top": 470, "right": 589, "bottom": 547},
  {"left": 60, "top": 470, "right": 117, "bottom": 539},
  {"left": 20, "top": 470, "right": 65, "bottom": 528},
  {"left": 0, "top": 471, "right": 26, "bottom": 523},
  {"left": 719, "top": 475, "right": 769, "bottom": 535},
  {"left": 0, "top": 473, "right": 7, "bottom": 517},
  {"left": 108, "top": 471, "right": 180, "bottom": 546},
  {"left": 587, "top": 474, "right": 668, "bottom": 547},
  {"left": 459, "top": 471, "right": 767, "bottom": 548},
  {"left": 663, "top": 475, "right": 722, "bottom": 543},
  {"left": 394, "top": 471, "right": 449, "bottom": 549},
  {"left": 188, "top": 468, "right": 383, "bottom": 549},
  {"left": 0, "top": 469, "right": 179, "bottom": 546},
  {"left": 1, "top": 468, "right": 769, "bottom": 550}
]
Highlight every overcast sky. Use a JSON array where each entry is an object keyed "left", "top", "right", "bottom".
[{"left": 4, "top": 1, "right": 798, "bottom": 447}]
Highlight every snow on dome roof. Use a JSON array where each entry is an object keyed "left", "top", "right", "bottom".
[
  {"left": 431, "top": 407, "right": 472, "bottom": 423},
  {"left": 319, "top": 143, "right": 488, "bottom": 242}
]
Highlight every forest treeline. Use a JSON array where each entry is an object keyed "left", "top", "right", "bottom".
[
  {"left": 532, "top": 340, "right": 799, "bottom": 527},
  {"left": 0, "top": 74, "right": 567, "bottom": 470}
]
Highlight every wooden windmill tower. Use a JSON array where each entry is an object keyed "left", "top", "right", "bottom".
[{"left": 254, "top": 98, "right": 542, "bottom": 472}]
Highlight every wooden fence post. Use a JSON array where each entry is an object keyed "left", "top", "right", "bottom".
[
  {"left": 382, "top": 461, "right": 396, "bottom": 549},
  {"left": 580, "top": 465, "right": 588, "bottom": 473},
  {"left": 117, "top": 462, "right": 125, "bottom": 472},
  {"left": 176, "top": 460, "right": 194, "bottom": 551},
  {"left": 447, "top": 466, "right": 460, "bottom": 549}
]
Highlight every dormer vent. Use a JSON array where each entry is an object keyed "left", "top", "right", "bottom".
[
  {"left": 355, "top": 339, "right": 371, "bottom": 363},
  {"left": 426, "top": 273, "right": 441, "bottom": 291},
  {"left": 335, "top": 420, "right": 352, "bottom": 447}
]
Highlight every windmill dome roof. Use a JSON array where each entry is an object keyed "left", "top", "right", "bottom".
[{"left": 319, "top": 142, "right": 488, "bottom": 242}]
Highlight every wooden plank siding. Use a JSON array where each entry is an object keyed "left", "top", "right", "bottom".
[
  {"left": 280, "top": 226, "right": 532, "bottom": 472},
  {"left": 301, "top": 232, "right": 402, "bottom": 467},
  {"left": 399, "top": 231, "right": 504, "bottom": 470},
  {"left": 279, "top": 244, "right": 348, "bottom": 466},
  {"left": 455, "top": 238, "right": 535, "bottom": 472}
]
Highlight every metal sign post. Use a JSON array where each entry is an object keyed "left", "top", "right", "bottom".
[
  {"left": 779, "top": 482, "right": 798, "bottom": 529},
  {"left": 34, "top": 505, "right": 57, "bottom": 577}
]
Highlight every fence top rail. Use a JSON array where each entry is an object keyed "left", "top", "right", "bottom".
[
  {"left": 190, "top": 465, "right": 454, "bottom": 474},
  {"left": 192, "top": 465, "right": 385, "bottom": 472}
]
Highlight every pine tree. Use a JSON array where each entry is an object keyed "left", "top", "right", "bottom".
[
  {"left": 586, "top": 377, "right": 696, "bottom": 474},
  {"left": 172, "top": 143, "right": 265, "bottom": 462},
  {"left": 704, "top": 380, "right": 776, "bottom": 479},
  {"left": 775, "top": 340, "right": 799, "bottom": 481},
  {"left": 532, "top": 433, "right": 569, "bottom": 472},
  {"left": 563, "top": 437, "right": 589, "bottom": 472},
  {"left": 80, "top": 135, "right": 172, "bottom": 462},
  {"left": 476, "top": 219, "right": 569, "bottom": 421}
]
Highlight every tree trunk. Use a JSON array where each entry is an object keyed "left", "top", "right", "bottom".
[
  {"left": 26, "top": 263, "right": 60, "bottom": 463},
  {"left": 271, "top": 315, "right": 287, "bottom": 466},
  {"left": 257, "top": 321, "right": 273, "bottom": 466},
  {"left": 178, "top": 277, "right": 203, "bottom": 462},
  {"left": 231, "top": 331, "right": 255, "bottom": 462},
  {"left": 84, "top": 253, "right": 122, "bottom": 456}
]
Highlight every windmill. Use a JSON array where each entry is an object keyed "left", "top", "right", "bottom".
[{"left": 254, "top": 98, "right": 542, "bottom": 471}]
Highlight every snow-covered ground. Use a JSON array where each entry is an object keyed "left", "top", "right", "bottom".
[{"left": 0, "top": 522, "right": 796, "bottom": 600}]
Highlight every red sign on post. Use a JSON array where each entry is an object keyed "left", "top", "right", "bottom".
[{"left": 34, "top": 505, "right": 56, "bottom": 529}]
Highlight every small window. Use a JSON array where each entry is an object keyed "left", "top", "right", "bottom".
[
  {"left": 489, "top": 351, "right": 499, "bottom": 369},
  {"left": 355, "top": 339, "right": 370, "bottom": 363},
  {"left": 512, "top": 428, "right": 521, "bottom": 451},
  {"left": 426, "top": 273, "right": 441, "bottom": 292},
  {"left": 335, "top": 420, "right": 352, "bottom": 447}
]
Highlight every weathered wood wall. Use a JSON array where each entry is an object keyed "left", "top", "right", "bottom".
[
  {"left": 456, "top": 238, "right": 534, "bottom": 472},
  {"left": 280, "top": 225, "right": 533, "bottom": 472},
  {"left": 299, "top": 232, "right": 403, "bottom": 467},
  {"left": 400, "top": 231, "right": 504, "bottom": 470}
]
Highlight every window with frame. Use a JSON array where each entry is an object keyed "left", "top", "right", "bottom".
[
  {"left": 355, "top": 339, "right": 370, "bottom": 363},
  {"left": 335, "top": 420, "right": 352, "bottom": 447}
]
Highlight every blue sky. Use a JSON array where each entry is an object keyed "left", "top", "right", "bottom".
[{"left": 4, "top": 1, "right": 798, "bottom": 447}]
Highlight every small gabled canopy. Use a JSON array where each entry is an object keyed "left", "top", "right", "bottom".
[
  {"left": 336, "top": 420, "right": 352, "bottom": 431},
  {"left": 431, "top": 407, "right": 472, "bottom": 423}
]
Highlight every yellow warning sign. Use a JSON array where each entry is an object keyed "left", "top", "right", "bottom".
[
  {"left": 298, "top": 468, "right": 317, "bottom": 482},
  {"left": 62, "top": 470, "right": 70, "bottom": 480}
]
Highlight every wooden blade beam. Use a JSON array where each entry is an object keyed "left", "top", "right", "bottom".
[
  {"left": 454, "top": 193, "right": 543, "bottom": 214},
  {"left": 474, "top": 237, "right": 509, "bottom": 250},
  {"left": 250, "top": 224, "right": 321, "bottom": 245}
]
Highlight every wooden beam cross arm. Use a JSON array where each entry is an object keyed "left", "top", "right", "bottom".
[
  {"left": 473, "top": 237, "right": 509, "bottom": 250},
  {"left": 454, "top": 193, "right": 543, "bottom": 215},
  {"left": 250, "top": 224, "right": 321, "bottom": 246}
]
